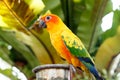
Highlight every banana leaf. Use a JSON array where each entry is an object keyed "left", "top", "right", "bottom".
[
  {"left": 95, "top": 10, "right": 120, "bottom": 70},
  {"left": 0, "top": 0, "right": 64, "bottom": 79}
]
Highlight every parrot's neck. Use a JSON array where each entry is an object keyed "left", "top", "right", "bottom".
[{"left": 47, "top": 21, "right": 69, "bottom": 34}]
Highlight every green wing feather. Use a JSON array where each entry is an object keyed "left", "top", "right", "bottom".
[
  {"left": 61, "top": 31, "right": 102, "bottom": 79},
  {"left": 61, "top": 30, "right": 94, "bottom": 64}
]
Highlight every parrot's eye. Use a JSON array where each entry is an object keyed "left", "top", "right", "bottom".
[{"left": 45, "top": 16, "right": 51, "bottom": 21}]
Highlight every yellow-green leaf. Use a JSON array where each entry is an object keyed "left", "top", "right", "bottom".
[{"left": 95, "top": 26, "right": 120, "bottom": 70}]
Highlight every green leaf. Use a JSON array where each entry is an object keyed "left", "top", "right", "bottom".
[
  {"left": 0, "top": 0, "right": 64, "bottom": 65},
  {"left": 29, "top": 29, "right": 65, "bottom": 64},
  {"left": 95, "top": 26, "right": 120, "bottom": 70},
  {"left": 95, "top": 10, "right": 120, "bottom": 70},
  {"left": 0, "top": 30, "right": 39, "bottom": 67},
  {"left": 0, "top": 69, "right": 18, "bottom": 80},
  {"left": 16, "top": 30, "right": 63, "bottom": 64},
  {"left": 0, "top": 41, "right": 13, "bottom": 65},
  {"left": 101, "top": 10, "right": 120, "bottom": 42},
  {"left": 76, "top": 0, "right": 109, "bottom": 54}
]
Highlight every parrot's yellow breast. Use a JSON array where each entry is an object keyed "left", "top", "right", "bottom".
[
  {"left": 50, "top": 32, "right": 72, "bottom": 63},
  {"left": 49, "top": 31, "right": 86, "bottom": 70}
]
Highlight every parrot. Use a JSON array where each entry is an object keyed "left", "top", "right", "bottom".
[{"left": 31, "top": 13, "right": 103, "bottom": 80}]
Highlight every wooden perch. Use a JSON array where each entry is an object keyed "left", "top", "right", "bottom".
[{"left": 32, "top": 64, "right": 77, "bottom": 80}]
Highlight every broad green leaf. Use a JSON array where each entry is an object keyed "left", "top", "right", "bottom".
[
  {"left": 0, "top": 0, "right": 64, "bottom": 65},
  {"left": 42, "top": 0, "right": 64, "bottom": 19},
  {"left": 42, "top": 0, "right": 60, "bottom": 11},
  {"left": 95, "top": 26, "right": 120, "bottom": 70},
  {"left": 0, "top": 41, "right": 13, "bottom": 65},
  {"left": 0, "top": 30, "right": 39, "bottom": 67},
  {"left": 0, "top": 29, "right": 39, "bottom": 78},
  {"left": 95, "top": 10, "right": 120, "bottom": 70},
  {"left": 76, "top": 0, "right": 101, "bottom": 51},
  {"left": 103, "top": 0, "right": 113, "bottom": 15},
  {"left": 101, "top": 10, "right": 120, "bottom": 42},
  {"left": 59, "top": 0, "right": 110, "bottom": 55},
  {"left": 60, "top": 0, "right": 74, "bottom": 30},
  {"left": 3, "top": 0, "right": 45, "bottom": 27},
  {"left": 16, "top": 30, "right": 64, "bottom": 64},
  {"left": 0, "top": 69, "right": 18, "bottom": 80}
]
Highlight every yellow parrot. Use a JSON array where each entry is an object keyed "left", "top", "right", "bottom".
[{"left": 31, "top": 14, "right": 103, "bottom": 80}]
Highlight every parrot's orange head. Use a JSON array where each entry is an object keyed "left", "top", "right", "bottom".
[{"left": 38, "top": 14, "right": 61, "bottom": 31}]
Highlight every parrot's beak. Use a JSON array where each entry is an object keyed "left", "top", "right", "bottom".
[
  {"left": 39, "top": 19, "right": 47, "bottom": 28},
  {"left": 28, "top": 19, "right": 46, "bottom": 30}
]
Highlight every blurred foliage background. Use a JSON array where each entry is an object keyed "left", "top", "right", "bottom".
[{"left": 0, "top": 0, "right": 120, "bottom": 80}]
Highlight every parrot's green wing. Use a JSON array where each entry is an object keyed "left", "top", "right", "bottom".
[
  {"left": 61, "top": 31, "right": 94, "bottom": 66},
  {"left": 61, "top": 31, "right": 103, "bottom": 79}
]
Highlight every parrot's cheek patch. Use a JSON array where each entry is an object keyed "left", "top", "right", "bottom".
[{"left": 39, "top": 20, "right": 47, "bottom": 28}]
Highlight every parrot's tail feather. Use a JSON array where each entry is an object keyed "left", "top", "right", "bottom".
[
  {"left": 89, "top": 66, "right": 104, "bottom": 80},
  {"left": 97, "top": 77, "right": 104, "bottom": 80},
  {"left": 78, "top": 57, "right": 104, "bottom": 80}
]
